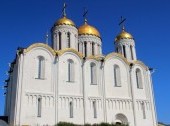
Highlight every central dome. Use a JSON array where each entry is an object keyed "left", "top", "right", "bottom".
[
  {"left": 78, "top": 22, "right": 100, "bottom": 38},
  {"left": 55, "top": 16, "right": 75, "bottom": 26}
]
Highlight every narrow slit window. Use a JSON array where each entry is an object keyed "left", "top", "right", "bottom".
[
  {"left": 67, "top": 32, "right": 71, "bottom": 48},
  {"left": 92, "top": 43, "right": 95, "bottom": 55},
  {"left": 114, "top": 65, "right": 121, "bottom": 87},
  {"left": 59, "top": 32, "right": 61, "bottom": 50},
  {"left": 136, "top": 69, "right": 143, "bottom": 89},
  {"left": 90, "top": 63, "right": 97, "bottom": 84},
  {"left": 68, "top": 59, "right": 74, "bottom": 82},
  {"left": 123, "top": 45, "right": 126, "bottom": 58},
  {"left": 84, "top": 42, "right": 87, "bottom": 57},
  {"left": 70, "top": 102, "right": 73, "bottom": 118},
  {"left": 37, "top": 98, "right": 42, "bottom": 117},
  {"left": 37, "top": 56, "right": 45, "bottom": 79},
  {"left": 141, "top": 102, "right": 146, "bottom": 119},
  {"left": 93, "top": 101, "right": 97, "bottom": 118}
]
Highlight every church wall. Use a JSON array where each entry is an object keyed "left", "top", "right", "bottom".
[
  {"left": 20, "top": 94, "right": 55, "bottom": 125},
  {"left": 132, "top": 65, "right": 147, "bottom": 100},
  {"left": 18, "top": 47, "right": 56, "bottom": 125},
  {"left": 8, "top": 61, "right": 19, "bottom": 125},
  {"left": 84, "top": 60, "right": 102, "bottom": 97},
  {"left": 57, "top": 52, "right": 84, "bottom": 124},
  {"left": 106, "top": 110, "right": 134, "bottom": 126},
  {"left": 58, "top": 96, "right": 84, "bottom": 124},
  {"left": 131, "top": 65, "right": 156, "bottom": 126},
  {"left": 83, "top": 60, "right": 104, "bottom": 124},
  {"left": 58, "top": 52, "right": 83, "bottom": 95},
  {"left": 24, "top": 48, "right": 54, "bottom": 93},
  {"left": 104, "top": 57, "right": 130, "bottom": 98},
  {"left": 135, "top": 100, "right": 153, "bottom": 126},
  {"left": 85, "top": 98, "right": 104, "bottom": 124},
  {"left": 104, "top": 57, "right": 136, "bottom": 125}
]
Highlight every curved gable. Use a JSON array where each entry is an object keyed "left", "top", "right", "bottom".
[
  {"left": 133, "top": 60, "right": 148, "bottom": 70},
  {"left": 86, "top": 55, "right": 104, "bottom": 61},
  {"left": 24, "top": 43, "right": 56, "bottom": 56},
  {"left": 105, "top": 52, "right": 130, "bottom": 66},
  {"left": 56, "top": 48, "right": 83, "bottom": 59}
]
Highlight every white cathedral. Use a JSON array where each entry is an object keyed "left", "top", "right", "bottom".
[{"left": 2, "top": 3, "right": 157, "bottom": 126}]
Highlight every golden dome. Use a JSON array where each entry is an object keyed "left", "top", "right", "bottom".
[
  {"left": 55, "top": 16, "right": 75, "bottom": 26},
  {"left": 115, "top": 29, "right": 133, "bottom": 42},
  {"left": 78, "top": 22, "right": 100, "bottom": 38}
]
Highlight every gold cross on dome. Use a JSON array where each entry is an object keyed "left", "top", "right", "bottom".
[
  {"left": 83, "top": 8, "right": 88, "bottom": 23},
  {"left": 119, "top": 16, "right": 126, "bottom": 30},
  {"left": 62, "top": 3, "right": 67, "bottom": 17}
]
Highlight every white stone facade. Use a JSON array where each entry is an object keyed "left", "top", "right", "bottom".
[{"left": 4, "top": 13, "right": 157, "bottom": 126}]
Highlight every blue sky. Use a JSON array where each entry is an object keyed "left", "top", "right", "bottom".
[{"left": 0, "top": 0, "right": 169, "bottom": 124}]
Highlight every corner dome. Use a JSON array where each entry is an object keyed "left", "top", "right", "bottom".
[
  {"left": 78, "top": 22, "right": 100, "bottom": 38},
  {"left": 115, "top": 29, "right": 133, "bottom": 42},
  {"left": 55, "top": 16, "right": 75, "bottom": 26}
]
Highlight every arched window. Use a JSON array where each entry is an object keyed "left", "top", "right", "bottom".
[
  {"left": 78, "top": 43, "right": 80, "bottom": 52},
  {"left": 67, "top": 59, "right": 74, "bottom": 82},
  {"left": 90, "top": 63, "right": 97, "bottom": 84},
  {"left": 84, "top": 42, "right": 87, "bottom": 57},
  {"left": 93, "top": 101, "right": 97, "bottom": 118},
  {"left": 136, "top": 68, "right": 143, "bottom": 89},
  {"left": 67, "top": 32, "right": 71, "bottom": 48},
  {"left": 59, "top": 32, "right": 61, "bottom": 50},
  {"left": 130, "top": 45, "right": 134, "bottom": 60},
  {"left": 114, "top": 65, "right": 121, "bottom": 87},
  {"left": 92, "top": 42, "right": 95, "bottom": 55},
  {"left": 69, "top": 101, "right": 73, "bottom": 118},
  {"left": 37, "top": 56, "right": 45, "bottom": 79},
  {"left": 37, "top": 97, "right": 42, "bottom": 117},
  {"left": 123, "top": 45, "right": 126, "bottom": 58}
]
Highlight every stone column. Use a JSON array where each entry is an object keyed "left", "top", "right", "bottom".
[
  {"left": 82, "top": 42, "right": 84, "bottom": 56},
  {"left": 90, "top": 42, "right": 92, "bottom": 55},
  {"left": 56, "top": 33, "right": 59, "bottom": 50},
  {"left": 125, "top": 45, "right": 131, "bottom": 60},
  {"left": 52, "top": 33, "right": 56, "bottom": 50},
  {"left": 132, "top": 46, "right": 137, "bottom": 60},
  {"left": 79, "top": 42, "right": 82, "bottom": 53},
  {"left": 70, "top": 33, "right": 76, "bottom": 49},
  {"left": 87, "top": 42, "right": 91, "bottom": 56},
  {"left": 94, "top": 43, "right": 98, "bottom": 55},
  {"left": 61, "top": 32, "right": 66, "bottom": 49}
]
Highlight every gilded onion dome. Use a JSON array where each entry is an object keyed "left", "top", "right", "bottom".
[
  {"left": 78, "top": 22, "right": 100, "bottom": 38},
  {"left": 115, "top": 28, "right": 133, "bottom": 42},
  {"left": 55, "top": 16, "right": 75, "bottom": 26}
]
